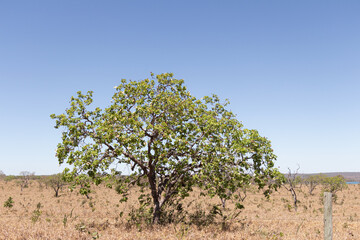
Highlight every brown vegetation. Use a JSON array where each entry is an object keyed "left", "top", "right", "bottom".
[{"left": 0, "top": 178, "right": 359, "bottom": 239}]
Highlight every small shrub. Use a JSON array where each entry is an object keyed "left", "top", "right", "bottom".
[
  {"left": 91, "top": 231, "right": 100, "bottom": 239},
  {"left": 31, "top": 202, "right": 42, "bottom": 223},
  {"left": 63, "top": 208, "right": 76, "bottom": 228},
  {"left": 89, "top": 201, "right": 96, "bottom": 212},
  {"left": 63, "top": 214, "right": 68, "bottom": 227},
  {"left": 4, "top": 197, "right": 14, "bottom": 208},
  {"left": 126, "top": 205, "right": 153, "bottom": 230},
  {"left": 159, "top": 199, "right": 190, "bottom": 225},
  {"left": 175, "top": 223, "right": 190, "bottom": 239},
  {"left": 285, "top": 204, "right": 292, "bottom": 212},
  {"left": 188, "top": 204, "right": 217, "bottom": 228},
  {"left": 75, "top": 222, "right": 87, "bottom": 232}
]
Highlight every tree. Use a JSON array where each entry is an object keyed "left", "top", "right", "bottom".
[
  {"left": 19, "top": 171, "right": 34, "bottom": 191},
  {"left": 51, "top": 73, "right": 282, "bottom": 224},
  {"left": 45, "top": 173, "right": 67, "bottom": 197},
  {"left": 0, "top": 170, "right": 5, "bottom": 179},
  {"left": 322, "top": 175, "right": 347, "bottom": 201},
  {"left": 304, "top": 174, "right": 325, "bottom": 195},
  {"left": 282, "top": 167, "right": 302, "bottom": 211}
]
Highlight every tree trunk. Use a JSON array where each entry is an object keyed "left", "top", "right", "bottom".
[
  {"left": 148, "top": 169, "right": 161, "bottom": 224},
  {"left": 290, "top": 188, "right": 298, "bottom": 211},
  {"left": 153, "top": 201, "right": 161, "bottom": 224},
  {"left": 221, "top": 198, "right": 226, "bottom": 208}
]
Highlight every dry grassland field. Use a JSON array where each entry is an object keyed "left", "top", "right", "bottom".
[{"left": 1, "top": 179, "right": 359, "bottom": 240}]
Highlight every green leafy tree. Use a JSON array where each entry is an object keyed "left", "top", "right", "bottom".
[
  {"left": 51, "top": 73, "right": 282, "bottom": 224},
  {"left": 322, "top": 175, "right": 347, "bottom": 196}
]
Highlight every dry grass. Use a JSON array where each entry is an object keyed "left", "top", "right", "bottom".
[{"left": 0, "top": 179, "right": 359, "bottom": 239}]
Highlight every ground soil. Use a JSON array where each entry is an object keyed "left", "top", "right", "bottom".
[{"left": 0, "top": 179, "right": 359, "bottom": 239}]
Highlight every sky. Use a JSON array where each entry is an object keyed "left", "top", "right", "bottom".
[{"left": 1, "top": 1, "right": 360, "bottom": 175}]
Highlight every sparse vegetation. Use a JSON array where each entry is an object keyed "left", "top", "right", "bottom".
[{"left": 0, "top": 177, "right": 359, "bottom": 239}]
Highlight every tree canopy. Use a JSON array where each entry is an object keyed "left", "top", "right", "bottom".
[{"left": 51, "top": 73, "right": 282, "bottom": 224}]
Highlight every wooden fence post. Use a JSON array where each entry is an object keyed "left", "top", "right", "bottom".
[{"left": 324, "top": 192, "right": 332, "bottom": 240}]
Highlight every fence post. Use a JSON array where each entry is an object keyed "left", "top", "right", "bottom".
[{"left": 324, "top": 192, "right": 332, "bottom": 240}]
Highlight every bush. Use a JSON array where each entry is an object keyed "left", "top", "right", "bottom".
[
  {"left": 188, "top": 206, "right": 216, "bottom": 228},
  {"left": 4, "top": 197, "right": 14, "bottom": 208},
  {"left": 321, "top": 175, "right": 347, "bottom": 202},
  {"left": 31, "top": 202, "right": 42, "bottom": 223},
  {"left": 322, "top": 175, "right": 347, "bottom": 194}
]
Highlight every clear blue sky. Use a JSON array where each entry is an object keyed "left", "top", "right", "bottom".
[{"left": 1, "top": 1, "right": 360, "bottom": 175}]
